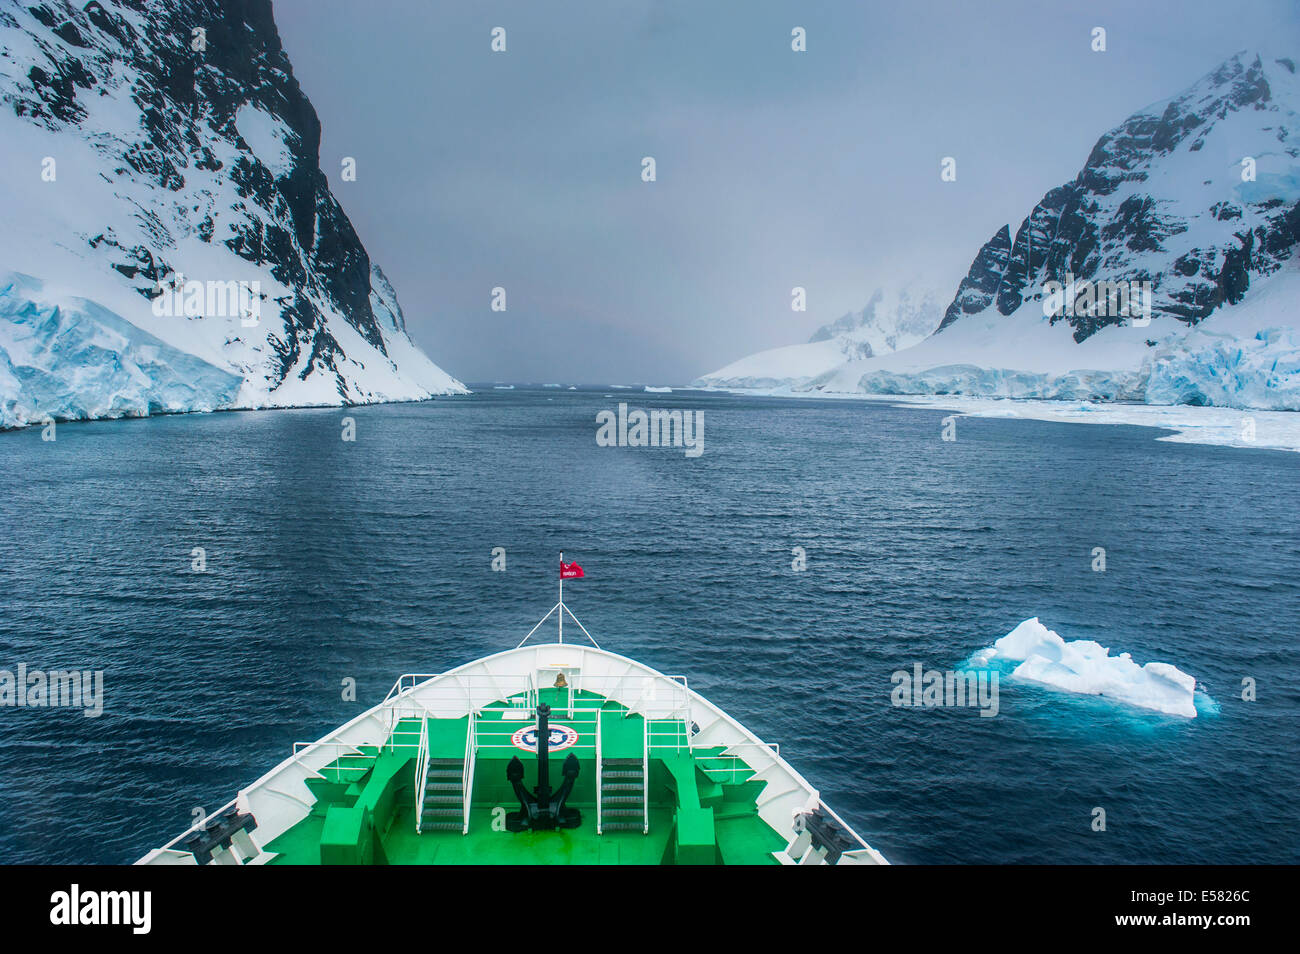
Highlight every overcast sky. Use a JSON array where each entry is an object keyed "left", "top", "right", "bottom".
[{"left": 271, "top": 0, "right": 1299, "bottom": 384}]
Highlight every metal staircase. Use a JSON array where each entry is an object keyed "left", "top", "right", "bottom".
[
  {"left": 420, "top": 758, "right": 464, "bottom": 832},
  {"left": 599, "top": 758, "right": 646, "bottom": 832}
]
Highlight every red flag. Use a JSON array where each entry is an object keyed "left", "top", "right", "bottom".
[{"left": 560, "top": 560, "right": 584, "bottom": 580}]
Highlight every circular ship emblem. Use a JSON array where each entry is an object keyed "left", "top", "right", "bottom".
[{"left": 511, "top": 724, "right": 579, "bottom": 753}]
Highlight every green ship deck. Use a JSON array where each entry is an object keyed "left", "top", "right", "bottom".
[
  {"left": 263, "top": 686, "right": 787, "bottom": 865},
  {"left": 140, "top": 633, "right": 887, "bottom": 866}
]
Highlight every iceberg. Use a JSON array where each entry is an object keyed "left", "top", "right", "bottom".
[{"left": 969, "top": 618, "right": 1200, "bottom": 718}]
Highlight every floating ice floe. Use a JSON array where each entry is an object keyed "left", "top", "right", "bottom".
[{"left": 968, "top": 618, "right": 1200, "bottom": 718}]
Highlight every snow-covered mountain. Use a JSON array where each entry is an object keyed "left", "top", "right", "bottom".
[
  {"left": 704, "top": 51, "right": 1300, "bottom": 411},
  {"left": 938, "top": 51, "right": 1299, "bottom": 338},
  {"left": 0, "top": 0, "right": 464, "bottom": 430},
  {"left": 696, "top": 282, "right": 944, "bottom": 390}
]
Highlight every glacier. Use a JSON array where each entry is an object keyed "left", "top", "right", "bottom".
[
  {"left": 818, "top": 265, "right": 1300, "bottom": 412},
  {"left": 0, "top": 273, "right": 243, "bottom": 430},
  {"left": 703, "top": 267, "right": 1300, "bottom": 416},
  {"left": 1144, "top": 327, "right": 1300, "bottom": 411},
  {"left": 968, "top": 618, "right": 1201, "bottom": 718}
]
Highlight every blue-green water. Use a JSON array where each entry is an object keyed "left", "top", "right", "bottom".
[{"left": 1, "top": 388, "right": 1297, "bottom": 864}]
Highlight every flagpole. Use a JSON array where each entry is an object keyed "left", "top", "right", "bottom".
[{"left": 558, "top": 551, "right": 564, "bottom": 644}]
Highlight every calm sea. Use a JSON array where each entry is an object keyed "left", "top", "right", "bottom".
[{"left": 1, "top": 387, "right": 1296, "bottom": 863}]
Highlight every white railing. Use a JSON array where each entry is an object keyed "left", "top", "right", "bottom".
[
  {"left": 525, "top": 673, "right": 539, "bottom": 714},
  {"left": 291, "top": 740, "right": 373, "bottom": 783},
  {"left": 383, "top": 671, "right": 689, "bottom": 724},
  {"left": 692, "top": 740, "right": 779, "bottom": 784},
  {"left": 384, "top": 674, "right": 439, "bottom": 703},
  {"left": 384, "top": 672, "right": 535, "bottom": 716},
  {"left": 565, "top": 673, "right": 691, "bottom": 724},
  {"left": 595, "top": 712, "right": 604, "bottom": 835},
  {"left": 461, "top": 714, "right": 477, "bottom": 834},
  {"left": 413, "top": 715, "right": 430, "bottom": 834},
  {"left": 384, "top": 707, "right": 425, "bottom": 754},
  {"left": 470, "top": 689, "right": 609, "bottom": 752},
  {"left": 644, "top": 718, "right": 691, "bottom": 754},
  {"left": 642, "top": 717, "right": 650, "bottom": 834}
]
